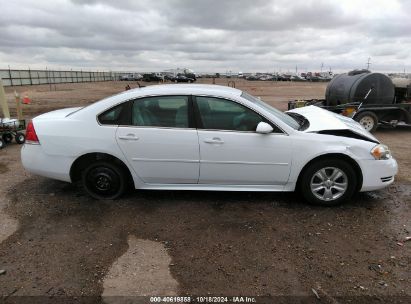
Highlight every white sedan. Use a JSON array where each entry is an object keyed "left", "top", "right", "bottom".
[{"left": 21, "top": 84, "right": 398, "bottom": 205}]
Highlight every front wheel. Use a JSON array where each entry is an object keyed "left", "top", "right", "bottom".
[
  {"left": 300, "top": 159, "right": 357, "bottom": 206},
  {"left": 15, "top": 132, "right": 26, "bottom": 144},
  {"left": 81, "top": 161, "right": 127, "bottom": 200}
]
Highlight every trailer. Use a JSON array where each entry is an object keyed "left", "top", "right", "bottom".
[
  {"left": 0, "top": 119, "right": 26, "bottom": 149},
  {"left": 288, "top": 70, "right": 411, "bottom": 132}
]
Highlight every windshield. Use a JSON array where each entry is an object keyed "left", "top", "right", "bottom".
[{"left": 241, "top": 92, "right": 300, "bottom": 129}]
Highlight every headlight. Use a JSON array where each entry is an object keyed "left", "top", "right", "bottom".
[{"left": 371, "top": 144, "right": 392, "bottom": 160}]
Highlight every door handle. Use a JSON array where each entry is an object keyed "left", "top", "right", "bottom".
[
  {"left": 203, "top": 137, "right": 224, "bottom": 144},
  {"left": 118, "top": 134, "right": 139, "bottom": 141}
]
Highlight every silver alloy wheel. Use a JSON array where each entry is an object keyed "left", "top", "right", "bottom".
[
  {"left": 359, "top": 116, "right": 375, "bottom": 131},
  {"left": 310, "top": 167, "right": 348, "bottom": 201}
]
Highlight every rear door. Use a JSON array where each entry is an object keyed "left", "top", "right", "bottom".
[
  {"left": 115, "top": 95, "right": 200, "bottom": 184},
  {"left": 194, "top": 96, "right": 293, "bottom": 185}
]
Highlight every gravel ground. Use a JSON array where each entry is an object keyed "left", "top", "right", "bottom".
[{"left": 0, "top": 80, "right": 410, "bottom": 303}]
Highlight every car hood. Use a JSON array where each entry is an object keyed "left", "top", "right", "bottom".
[{"left": 287, "top": 105, "right": 379, "bottom": 143}]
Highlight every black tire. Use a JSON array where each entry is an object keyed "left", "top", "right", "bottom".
[
  {"left": 299, "top": 159, "right": 357, "bottom": 206},
  {"left": 81, "top": 161, "right": 127, "bottom": 200},
  {"left": 354, "top": 111, "right": 378, "bottom": 132},
  {"left": 15, "top": 132, "right": 26, "bottom": 144},
  {"left": 2, "top": 133, "right": 13, "bottom": 143},
  {"left": 0, "top": 138, "right": 4, "bottom": 149}
]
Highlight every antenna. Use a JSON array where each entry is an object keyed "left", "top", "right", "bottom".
[{"left": 366, "top": 57, "right": 371, "bottom": 70}]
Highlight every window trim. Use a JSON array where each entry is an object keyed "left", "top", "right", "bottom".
[
  {"left": 96, "top": 94, "right": 195, "bottom": 130},
  {"left": 192, "top": 95, "right": 286, "bottom": 134}
]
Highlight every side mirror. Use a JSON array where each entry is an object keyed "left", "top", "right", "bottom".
[{"left": 256, "top": 122, "right": 273, "bottom": 134}]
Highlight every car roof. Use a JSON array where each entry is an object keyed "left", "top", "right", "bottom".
[
  {"left": 130, "top": 84, "right": 242, "bottom": 98},
  {"left": 74, "top": 84, "right": 244, "bottom": 118}
]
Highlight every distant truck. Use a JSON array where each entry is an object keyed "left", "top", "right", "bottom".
[{"left": 288, "top": 70, "right": 411, "bottom": 132}]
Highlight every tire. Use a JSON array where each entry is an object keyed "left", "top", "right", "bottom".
[
  {"left": 15, "top": 132, "right": 26, "bottom": 144},
  {"left": 0, "top": 138, "right": 4, "bottom": 149},
  {"left": 81, "top": 161, "right": 127, "bottom": 200},
  {"left": 2, "top": 133, "right": 13, "bottom": 143},
  {"left": 300, "top": 159, "right": 357, "bottom": 206},
  {"left": 354, "top": 111, "right": 378, "bottom": 132}
]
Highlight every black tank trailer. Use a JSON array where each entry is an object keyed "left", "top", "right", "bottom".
[{"left": 288, "top": 70, "right": 411, "bottom": 132}]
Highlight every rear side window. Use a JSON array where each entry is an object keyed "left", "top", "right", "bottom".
[
  {"left": 132, "top": 96, "right": 189, "bottom": 128},
  {"left": 98, "top": 102, "right": 128, "bottom": 125}
]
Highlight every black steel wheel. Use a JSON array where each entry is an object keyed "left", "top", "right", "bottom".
[
  {"left": 300, "top": 159, "right": 357, "bottom": 206},
  {"left": 81, "top": 161, "right": 126, "bottom": 200},
  {"left": 2, "top": 133, "right": 13, "bottom": 143},
  {"left": 15, "top": 132, "right": 26, "bottom": 144},
  {"left": 354, "top": 111, "right": 378, "bottom": 132}
]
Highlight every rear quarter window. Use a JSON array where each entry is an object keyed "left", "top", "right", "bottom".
[{"left": 98, "top": 102, "right": 129, "bottom": 125}]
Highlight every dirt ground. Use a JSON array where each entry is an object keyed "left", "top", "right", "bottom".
[{"left": 0, "top": 80, "right": 410, "bottom": 303}]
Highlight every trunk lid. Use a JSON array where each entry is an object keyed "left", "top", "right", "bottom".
[
  {"left": 34, "top": 107, "right": 83, "bottom": 120},
  {"left": 287, "top": 105, "right": 379, "bottom": 143}
]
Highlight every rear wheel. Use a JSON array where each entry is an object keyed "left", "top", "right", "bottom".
[
  {"left": 300, "top": 159, "right": 357, "bottom": 206},
  {"left": 2, "top": 133, "right": 13, "bottom": 143},
  {"left": 354, "top": 111, "right": 378, "bottom": 132},
  {"left": 81, "top": 161, "right": 126, "bottom": 200}
]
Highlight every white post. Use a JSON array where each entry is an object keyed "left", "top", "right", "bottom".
[{"left": 0, "top": 78, "right": 11, "bottom": 118}]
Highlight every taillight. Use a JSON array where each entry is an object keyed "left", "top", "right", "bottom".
[{"left": 26, "top": 121, "right": 40, "bottom": 144}]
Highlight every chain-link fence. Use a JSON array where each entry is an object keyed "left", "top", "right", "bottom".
[{"left": 0, "top": 68, "right": 125, "bottom": 86}]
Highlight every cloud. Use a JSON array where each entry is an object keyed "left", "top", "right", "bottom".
[{"left": 0, "top": 0, "right": 410, "bottom": 73}]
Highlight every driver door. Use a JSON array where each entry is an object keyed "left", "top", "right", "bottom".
[{"left": 194, "top": 96, "right": 292, "bottom": 185}]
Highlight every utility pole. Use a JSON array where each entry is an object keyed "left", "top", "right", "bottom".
[{"left": 366, "top": 57, "right": 371, "bottom": 70}]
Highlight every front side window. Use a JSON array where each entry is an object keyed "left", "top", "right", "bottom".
[
  {"left": 195, "top": 96, "right": 264, "bottom": 131},
  {"left": 132, "top": 96, "right": 189, "bottom": 128}
]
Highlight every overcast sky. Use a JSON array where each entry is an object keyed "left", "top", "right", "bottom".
[{"left": 0, "top": 0, "right": 410, "bottom": 73}]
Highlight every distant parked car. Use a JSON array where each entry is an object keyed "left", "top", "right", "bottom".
[
  {"left": 245, "top": 75, "right": 259, "bottom": 81},
  {"left": 21, "top": 84, "right": 397, "bottom": 206},
  {"left": 119, "top": 74, "right": 132, "bottom": 81},
  {"left": 164, "top": 74, "right": 175, "bottom": 81},
  {"left": 290, "top": 75, "right": 307, "bottom": 82},
  {"left": 142, "top": 73, "right": 163, "bottom": 82},
  {"left": 258, "top": 75, "right": 274, "bottom": 81},
  {"left": 119, "top": 74, "right": 143, "bottom": 81},
  {"left": 172, "top": 74, "right": 195, "bottom": 83}
]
